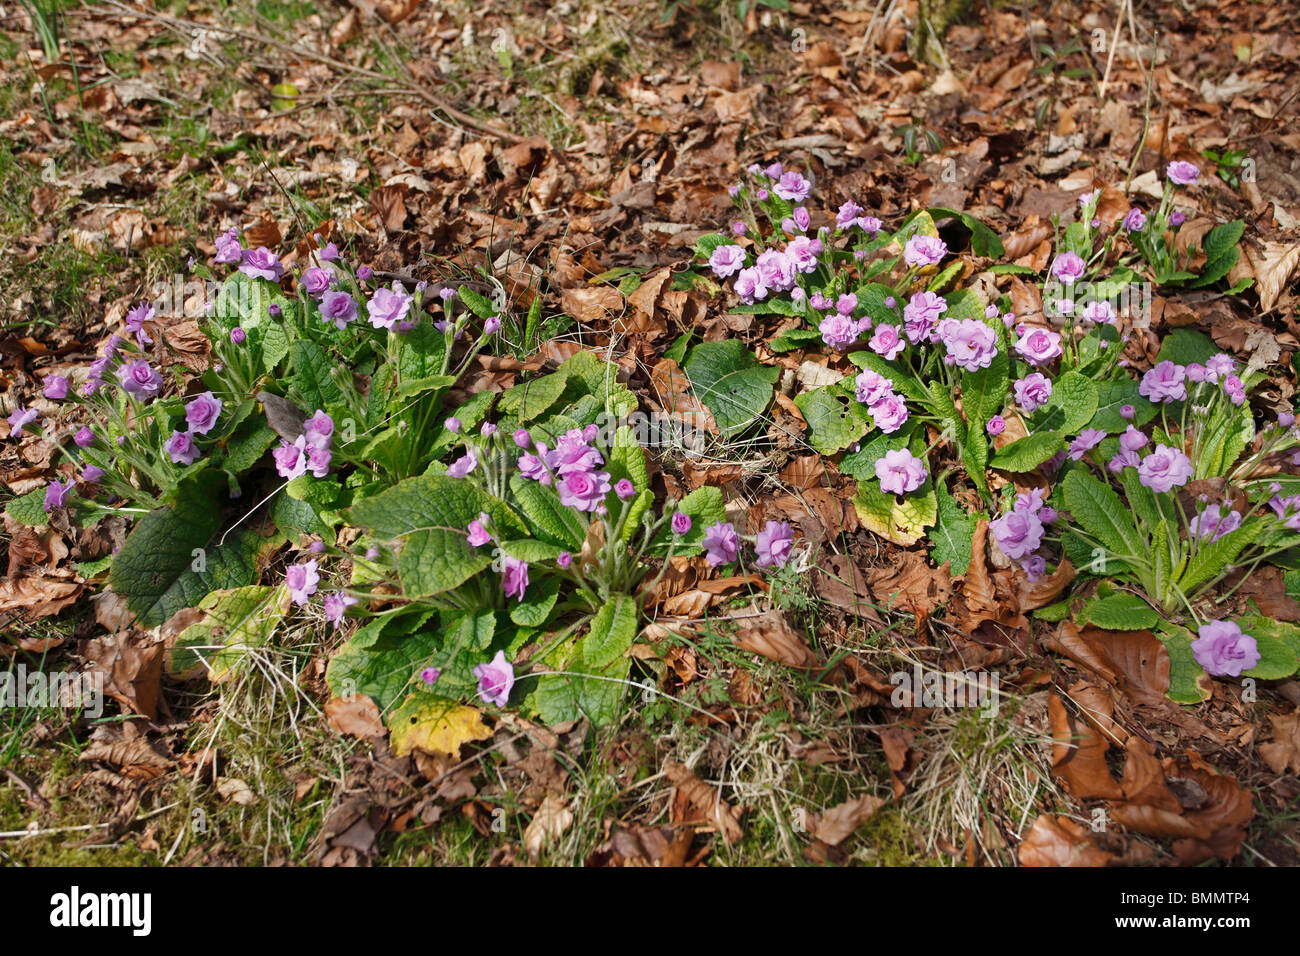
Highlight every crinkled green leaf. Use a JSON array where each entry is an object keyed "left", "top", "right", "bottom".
[
  {"left": 1081, "top": 592, "right": 1160, "bottom": 630},
  {"left": 109, "top": 476, "right": 282, "bottom": 627},
  {"left": 682, "top": 340, "right": 779, "bottom": 437},
  {"left": 1062, "top": 469, "right": 1146, "bottom": 564},
  {"left": 794, "top": 377, "right": 872, "bottom": 455},
  {"left": 1089, "top": 380, "right": 1156, "bottom": 433},
  {"left": 990, "top": 430, "right": 1063, "bottom": 473},
  {"left": 348, "top": 475, "right": 525, "bottom": 598},
  {"left": 930, "top": 481, "right": 978, "bottom": 574}
]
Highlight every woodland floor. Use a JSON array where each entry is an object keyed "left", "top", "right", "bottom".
[{"left": 2, "top": 0, "right": 1299, "bottom": 866}]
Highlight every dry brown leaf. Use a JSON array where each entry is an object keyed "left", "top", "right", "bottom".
[
  {"left": 663, "top": 759, "right": 743, "bottom": 843},
  {"left": 1258, "top": 710, "right": 1300, "bottom": 775},
  {"left": 244, "top": 216, "right": 282, "bottom": 250},
  {"left": 625, "top": 267, "right": 670, "bottom": 331},
  {"left": 0, "top": 574, "right": 82, "bottom": 620},
  {"left": 80, "top": 738, "right": 174, "bottom": 778},
  {"left": 866, "top": 551, "right": 952, "bottom": 618},
  {"left": 325, "top": 694, "right": 386, "bottom": 739},
  {"left": 1018, "top": 814, "right": 1113, "bottom": 866},
  {"left": 368, "top": 184, "right": 409, "bottom": 232},
  {"left": 561, "top": 286, "right": 624, "bottom": 323},
  {"left": 81, "top": 629, "right": 167, "bottom": 720},
  {"left": 809, "top": 794, "right": 885, "bottom": 846},
  {"left": 962, "top": 519, "right": 996, "bottom": 614},
  {"left": 216, "top": 777, "right": 258, "bottom": 805},
  {"left": 523, "top": 794, "right": 574, "bottom": 858},
  {"left": 589, "top": 825, "right": 697, "bottom": 867},
  {"left": 1018, "top": 558, "right": 1075, "bottom": 610},
  {"left": 1229, "top": 239, "right": 1300, "bottom": 312},
  {"left": 733, "top": 612, "right": 818, "bottom": 668},
  {"left": 1048, "top": 692, "right": 1123, "bottom": 799}
]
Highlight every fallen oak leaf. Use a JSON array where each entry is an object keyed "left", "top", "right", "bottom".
[
  {"left": 325, "top": 694, "right": 386, "bottom": 739},
  {"left": 663, "top": 758, "right": 744, "bottom": 843},
  {"left": 523, "top": 793, "right": 574, "bottom": 859},
  {"left": 808, "top": 794, "right": 885, "bottom": 846},
  {"left": 1018, "top": 814, "right": 1113, "bottom": 866},
  {"left": 733, "top": 611, "right": 819, "bottom": 668},
  {"left": 1258, "top": 710, "right": 1300, "bottom": 775}
]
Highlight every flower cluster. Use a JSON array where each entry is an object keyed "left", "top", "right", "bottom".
[
  {"left": 700, "top": 519, "right": 796, "bottom": 569},
  {"left": 853, "top": 368, "right": 909, "bottom": 434},
  {"left": 989, "top": 488, "right": 1058, "bottom": 580},
  {"left": 513, "top": 424, "right": 610, "bottom": 512},
  {"left": 273, "top": 410, "right": 336, "bottom": 480}
]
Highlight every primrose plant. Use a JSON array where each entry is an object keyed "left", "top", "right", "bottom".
[
  {"left": 327, "top": 347, "right": 799, "bottom": 728},
  {"left": 689, "top": 160, "right": 1296, "bottom": 699}
]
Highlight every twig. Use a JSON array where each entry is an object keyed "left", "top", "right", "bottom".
[{"left": 1097, "top": 0, "right": 1129, "bottom": 105}]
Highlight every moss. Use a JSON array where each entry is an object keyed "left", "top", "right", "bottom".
[{"left": 909, "top": 0, "right": 975, "bottom": 66}]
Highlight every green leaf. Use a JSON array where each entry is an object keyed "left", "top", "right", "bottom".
[
  {"left": 1154, "top": 622, "right": 1211, "bottom": 704},
  {"left": 223, "top": 423, "right": 277, "bottom": 474},
  {"left": 1034, "top": 600, "right": 1071, "bottom": 622},
  {"left": 692, "top": 233, "right": 732, "bottom": 260},
  {"left": 990, "top": 431, "right": 1063, "bottom": 473},
  {"left": 1089, "top": 380, "right": 1156, "bottom": 433},
  {"left": 1081, "top": 592, "right": 1160, "bottom": 630},
  {"left": 1195, "top": 404, "right": 1253, "bottom": 479},
  {"left": 1062, "top": 469, "right": 1146, "bottom": 564},
  {"left": 532, "top": 595, "right": 638, "bottom": 725},
  {"left": 927, "top": 207, "right": 1005, "bottom": 258},
  {"left": 287, "top": 340, "right": 345, "bottom": 411},
  {"left": 271, "top": 492, "right": 333, "bottom": 538},
  {"left": 499, "top": 538, "right": 566, "bottom": 563},
  {"left": 1177, "top": 519, "right": 1260, "bottom": 595},
  {"left": 397, "top": 320, "right": 448, "bottom": 380},
  {"left": 847, "top": 351, "right": 929, "bottom": 404},
  {"left": 682, "top": 340, "right": 779, "bottom": 437},
  {"left": 109, "top": 476, "right": 281, "bottom": 627},
  {"left": 1237, "top": 612, "right": 1300, "bottom": 679},
  {"left": 1244, "top": 635, "right": 1299, "bottom": 679},
  {"left": 457, "top": 286, "right": 499, "bottom": 320},
  {"left": 395, "top": 374, "right": 456, "bottom": 401},
  {"left": 510, "top": 574, "right": 560, "bottom": 627},
  {"left": 770, "top": 327, "right": 824, "bottom": 353},
  {"left": 1119, "top": 467, "right": 1163, "bottom": 529},
  {"left": 961, "top": 349, "right": 1010, "bottom": 429},
  {"left": 1189, "top": 220, "right": 1244, "bottom": 289},
  {"left": 606, "top": 425, "right": 651, "bottom": 537},
  {"left": 728, "top": 298, "right": 803, "bottom": 316},
  {"left": 1034, "top": 371, "right": 1098, "bottom": 434},
  {"left": 326, "top": 622, "right": 443, "bottom": 714},
  {"left": 348, "top": 476, "right": 526, "bottom": 598},
  {"left": 653, "top": 485, "right": 725, "bottom": 556},
  {"left": 851, "top": 430, "right": 937, "bottom": 546},
  {"left": 1156, "top": 328, "right": 1218, "bottom": 367},
  {"left": 794, "top": 377, "right": 873, "bottom": 455},
  {"left": 169, "top": 585, "right": 287, "bottom": 681},
  {"left": 259, "top": 320, "right": 290, "bottom": 374},
  {"left": 940, "top": 288, "right": 985, "bottom": 320},
  {"left": 930, "top": 481, "right": 978, "bottom": 574},
  {"left": 509, "top": 476, "right": 587, "bottom": 550},
  {"left": 498, "top": 372, "right": 568, "bottom": 423},
  {"left": 5, "top": 487, "right": 49, "bottom": 527}
]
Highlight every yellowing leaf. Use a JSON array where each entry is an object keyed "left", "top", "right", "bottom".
[
  {"left": 387, "top": 695, "right": 492, "bottom": 758},
  {"left": 853, "top": 486, "right": 937, "bottom": 546}
]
